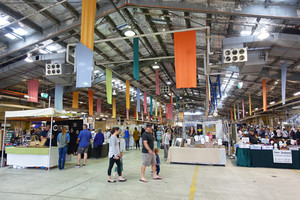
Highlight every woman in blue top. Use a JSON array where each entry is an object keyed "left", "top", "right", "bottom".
[
  {"left": 124, "top": 127, "right": 130, "bottom": 151},
  {"left": 57, "top": 126, "right": 70, "bottom": 170}
]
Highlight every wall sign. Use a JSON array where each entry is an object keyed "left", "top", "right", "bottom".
[{"left": 273, "top": 150, "right": 292, "bottom": 164}]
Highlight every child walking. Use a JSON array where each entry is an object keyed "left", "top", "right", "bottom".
[
  {"left": 154, "top": 148, "right": 161, "bottom": 176},
  {"left": 113, "top": 152, "right": 123, "bottom": 178}
]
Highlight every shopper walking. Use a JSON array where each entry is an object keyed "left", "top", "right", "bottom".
[
  {"left": 93, "top": 129, "right": 104, "bottom": 159},
  {"left": 133, "top": 127, "right": 140, "bottom": 150},
  {"left": 154, "top": 148, "right": 161, "bottom": 176},
  {"left": 124, "top": 127, "right": 130, "bottom": 151},
  {"left": 156, "top": 127, "right": 162, "bottom": 148},
  {"left": 75, "top": 124, "right": 92, "bottom": 168},
  {"left": 57, "top": 126, "right": 70, "bottom": 170},
  {"left": 107, "top": 127, "right": 127, "bottom": 183},
  {"left": 140, "top": 124, "right": 162, "bottom": 182},
  {"left": 163, "top": 129, "right": 171, "bottom": 161}
]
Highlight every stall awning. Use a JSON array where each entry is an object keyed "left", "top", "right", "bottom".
[{"left": 5, "top": 108, "right": 63, "bottom": 118}]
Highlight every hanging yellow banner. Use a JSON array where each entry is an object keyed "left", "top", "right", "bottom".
[
  {"left": 112, "top": 98, "right": 116, "bottom": 118},
  {"left": 159, "top": 101, "right": 162, "bottom": 118},
  {"left": 249, "top": 93, "right": 252, "bottom": 115},
  {"left": 126, "top": 80, "right": 130, "bottom": 110},
  {"left": 72, "top": 91, "right": 79, "bottom": 108},
  {"left": 80, "top": 0, "right": 97, "bottom": 51}
]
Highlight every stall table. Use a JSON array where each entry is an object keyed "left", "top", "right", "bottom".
[
  {"left": 168, "top": 147, "right": 226, "bottom": 166},
  {"left": 6, "top": 147, "right": 58, "bottom": 168},
  {"left": 236, "top": 147, "right": 300, "bottom": 169}
]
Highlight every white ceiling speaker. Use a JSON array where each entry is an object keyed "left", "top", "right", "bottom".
[
  {"left": 223, "top": 47, "right": 248, "bottom": 63},
  {"left": 45, "top": 63, "right": 62, "bottom": 76}
]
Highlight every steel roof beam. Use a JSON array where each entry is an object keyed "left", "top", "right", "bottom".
[
  {"left": 0, "top": 2, "right": 43, "bottom": 33},
  {"left": 125, "top": 0, "right": 300, "bottom": 21},
  {"left": 57, "top": 0, "right": 80, "bottom": 18},
  {"left": 22, "top": 0, "right": 61, "bottom": 26}
]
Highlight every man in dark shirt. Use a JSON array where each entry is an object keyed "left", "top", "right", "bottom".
[
  {"left": 93, "top": 128, "right": 105, "bottom": 159},
  {"left": 140, "top": 124, "right": 162, "bottom": 182},
  {"left": 247, "top": 129, "right": 258, "bottom": 144},
  {"left": 40, "top": 124, "right": 54, "bottom": 146},
  {"left": 259, "top": 127, "right": 266, "bottom": 138}
]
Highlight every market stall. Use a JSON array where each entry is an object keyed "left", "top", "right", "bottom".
[
  {"left": 236, "top": 147, "right": 300, "bottom": 169},
  {"left": 1, "top": 108, "right": 64, "bottom": 171},
  {"left": 168, "top": 147, "right": 226, "bottom": 165}
]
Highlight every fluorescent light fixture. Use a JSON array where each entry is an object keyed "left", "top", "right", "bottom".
[
  {"left": 240, "top": 30, "right": 251, "bottom": 36},
  {"left": 292, "top": 106, "right": 300, "bottom": 109},
  {"left": 100, "top": 114, "right": 104, "bottom": 117},
  {"left": 102, "top": 118, "right": 106, "bottom": 120},
  {"left": 270, "top": 101, "right": 275, "bottom": 105},
  {"left": 24, "top": 95, "right": 29, "bottom": 98},
  {"left": 257, "top": 30, "right": 270, "bottom": 40},
  {"left": 13, "top": 28, "right": 27, "bottom": 36},
  {"left": 105, "top": 115, "right": 108, "bottom": 118},
  {"left": 184, "top": 112, "right": 202, "bottom": 116},
  {"left": 246, "top": 112, "right": 248, "bottom": 114},
  {"left": 124, "top": 29, "right": 135, "bottom": 37},
  {"left": 152, "top": 62, "right": 159, "bottom": 69},
  {"left": 167, "top": 80, "right": 171, "bottom": 85},
  {"left": 293, "top": 91, "right": 300, "bottom": 96},
  {"left": 5, "top": 33, "right": 17, "bottom": 40},
  {"left": 255, "top": 108, "right": 258, "bottom": 111},
  {"left": 60, "top": 116, "right": 69, "bottom": 118},
  {"left": 81, "top": 112, "right": 87, "bottom": 114},
  {"left": 25, "top": 53, "right": 33, "bottom": 63},
  {"left": 0, "top": 17, "right": 9, "bottom": 26},
  {"left": 238, "top": 82, "right": 243, "bottom": 89},
  {"left": 112, "top": 90, "right": 117, "bottom": 95},
  {"left": 46, "top": 43, "right": 61, "bottom": 51},
  {"left": 39, "top": 49, "right": 48, "bottom": 54}
]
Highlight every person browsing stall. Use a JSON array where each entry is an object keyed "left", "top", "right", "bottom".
[
  {"left": 57, "top": 126, "right": 70, "bottom": 170},
  {"left": 140, "top": 124, "right": 162, "bottom": 182},
  {"left": 75, "top": 124, "right": 92, "bottom": 168},
  {"left": 40, "top": 124, "right": 54, "bottom": 146}
]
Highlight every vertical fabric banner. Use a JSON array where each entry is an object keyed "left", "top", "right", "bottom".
[
  {"left": 237, "top": 103, "right": 240, "bottom": 119},
  {"left": 80, "top": 0, "right": 96, "bottom": 51},
  {"left": 55, "top": 84, "right": 63, "bottom": 111},
  {"left": 133, "top": 38, "right": 139, "bottom": 81},
  {"left": 147, "top": 112, "right": 150, "bottom": 121},
  {"left": 249, "top": 93, "right": 252, "bottom": 116},
  {"left": 167, "top": 104, "right": 173, "bottom": 120},
  {"left": 281, "top": 62, "right": 287, "bottom": 105},
  {"left": 150, "top": 96, "right": 153, "bottom": 116},
  {"left": 75, "top": 43, "right": 93, "bottom": 88},
  {"left": 144, "top": 92, "right": 147, "bottom": 113},
  {"left": 136, "top": 106, "right": 139, "bottom": 120},
  {"left": 242, "top": 99, "right": 245, "bottom": 118},
  {"left": 88, "top": 89, "right": 93, "bottom": 116},
  {"left": 176, "top": 96, "right": 178, "bottom": 109},
  {"left": 159, "top": 101, "right": 162, "bottom": 118},
  {"left": 231, "top": 108, "right": 233, "bottom": 122},
  {"left": 106, "top": 69, "right": 112, "bottom": 104},
  {"left": 155, "top": 69, "right": 160, "bottom": 95},
  {"left": 174, "top": 31, "right": 197, "bottom": 88},
  {"left": 126, "top": 80, "right": 130, "bottom": 110},
  {"left": 112, "top": 98, "right": 116, "bottom": 118},
  {"left": 262, "top": 79, "right": 267, "bottom": 111},
  {"left": 137, "top": 88, "right": 140, "bottom": 112},
  {"left": 28, "top": 79, "right": 39, "bottom": 103},
  {"left": 170, "top": 87, "right": 173, "bottom": 105},
  {"left": 155, "top": 98, "right": 157, "bottom": 116},
  {"left": 234, "top": 103, "right": 236, "bottom": 120},
  {"left": 126, "top": 109, "right": 129, "bottom": 120},
  {"left": 72, "top": 91, "right": 79, "bottom": 109},
  {"left": 179, "top": 112, "right": 184, "bottom": 121},
  {"left": 97, "top": 98, "right": 101, "bottom": 113}
]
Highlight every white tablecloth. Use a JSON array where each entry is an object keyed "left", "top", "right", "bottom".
[{"left": 168, "top": 147, "right": 226, "bottom": 166}]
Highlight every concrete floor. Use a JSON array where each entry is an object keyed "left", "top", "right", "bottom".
[{"left": 0, "top": 148, "right": 300, "bottom": 200}]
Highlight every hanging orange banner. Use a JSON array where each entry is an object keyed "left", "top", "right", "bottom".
[
  {"left": 262, "top": 79, "right": 267, "bottom": 111},
  {"left": 249, "top": 93, "right": 252, "bottom": 115},
  {"left": 174, "top": 31, "right": 197, "bottom": 88},
  {"left": 179, "top": 112, "right": 184, "bottom": 121},
  {"left": 170, "top": 87, "right": 173, "bottom": 105},
  {"left": 88, "top": 89, "right": 93, "bottom": 116},
  {"left": 112, "top": 98, "right": 116, "bottom": 118},
  {"left": 126, "top": 80, "right": 130, "bottom": 110},
  {"left": 159, "top": 101, "right": 162, "bottom": 118},
  {"left": 80, "top": 0, "right": 97, "bottom": 51},
  {"left": 72, "top": 91, "right": 79, "bottom": 109}
]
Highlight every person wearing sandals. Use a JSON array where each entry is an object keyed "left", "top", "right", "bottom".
[
  {"left": 107, "top": 127, "right": 127, "bottom": 183},
  {"left": 140, "top": 124, "right": 162, "bottom": 183}
]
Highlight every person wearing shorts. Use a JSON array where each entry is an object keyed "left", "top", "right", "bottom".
[
  {"left": 140, "top": 124, "right": 162, "bottom": 182},
  {"left": 75, "top": 124, "right": 92, "bottom": 168}
]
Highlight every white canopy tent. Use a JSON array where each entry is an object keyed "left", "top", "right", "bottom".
[{"left": 1, "top": 108, "right": 65, "bottom": 171}]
